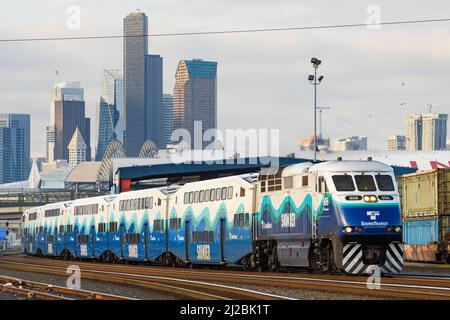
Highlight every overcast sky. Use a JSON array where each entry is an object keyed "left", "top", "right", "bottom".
[{"left": 1, "top": 0, "right": 449, "bottom": 157}]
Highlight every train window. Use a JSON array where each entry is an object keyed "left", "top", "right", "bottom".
[
  {"left": 78, "top": 235, "right": 89, "bottom": 244},
  {"left": 98, "top": 223, "right": 106, "bottom": 233},
  {"left": 194, "top": 191, "right": 199, "bottom": 203},
  {"left": 154, "top": 219, "right": 165, "bottom": 232},
  {"left": 245, "top": 213, "right": 250, "bottom": 227},
  {"left": 184, "top": 193, "right": 189, "bottom": 204},
  {"left": 216, "top": 188, "right": 222, "bottom": 201},
  {"left": 210, "top": 189, "right": 215, "bottom": 201},
  {"left": 109, "top": 222, "right": 118, "bottom": 232},
  {"left": 332, "top": 175, "right": 356, "bottom": 191},
  {"left": 189, "top": 192, "right": 194, "bottom": 203},
  {"left": 29, "top": 212, "right": 37, "bottom": 221},
  {"left": 66, "top": 225, "right": 73, "bottom": 233},
  {"left": 234, "top": 214, "right": 239, "bottom": 227},
  {"left": 46, "top": 235, "right": 54, "bottom": 243},
  {"left": 158, "top": 198, "right": 161, "bottom": 206},
  {"left": 318, "top": 176, "right": 329, "bottom": 194},
  {"left": 205, "top": 189, "right": 210, "bottom": 202},
  {"left": 355, "top": 175, "right": 377, "bottom": 192},
  {"left": 240, "top": 187, "right": 245, "bottom": 197},
  {"left": 234, "top": 213, "right": 249, "bottom": 228},
  {"left": 221, "top": 187, "right": 227, "bottom": 200},
  {"left": 199, "top": 190, "right": 204, "bottom": 203},
  {"left": 59, "top": 225, "right": 65, "bottom": 233},
  {"left": 302, "top": 175, "right": 309, "bottom": 187},
  {"left": 261, "top": 181, "right": 266, "bottom": 193},
  {"left": 239, "top": 213, "right": 245, "bottom": 227},
  {"left": 375, "top": 175, "right": 395, "bottom": 191},
  {"left": 227, "top": 186, "right": 233, "bottom": 199},
  {"left": 192, "top": 230, "right": 214, "bottom": 243},
  {"left": 284, "top": 176, "right": 294, "bottom": 189},
  {"left": 208, "top": 231, "right": 214, "bottom": 243}
]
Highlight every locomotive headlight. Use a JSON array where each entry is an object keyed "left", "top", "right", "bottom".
[
  {"left": 363, "top": 195, "right": 378, "bottom": 202},
  {"left": 394, "top": 226, "right": 402, "bottom": 232},
  {"left": 343, "top": 226, "right": 354, "bottom": 233}
]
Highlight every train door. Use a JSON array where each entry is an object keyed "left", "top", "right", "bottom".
[
  {"left": 220, "top": 219, "right": 226, "bottom": 262},
  {"left": 185, "top": 220, "right": 190, "bottom": 261},
  {"left": 90, "top": 225, "right": 95, "bottom": 258},
  {"left": 74, "top": 226, "right": 79, "bottom": 257},
  {"left": 144, "top": 222, "right": 149, "bottom": 260},
  {"left": 120, "top": 223, "right": 125, "bottom": 259},
  {"left": 54, "top": 227, "right": 58, "bottom": 256}
]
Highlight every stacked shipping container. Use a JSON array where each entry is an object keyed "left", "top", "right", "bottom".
[{"left": 398, "top": 169, "right": 450, "bottom": 262}]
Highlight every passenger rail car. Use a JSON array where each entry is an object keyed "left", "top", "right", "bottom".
[{"left": 22, "top": 160, "right": 404, "bottom": 275}]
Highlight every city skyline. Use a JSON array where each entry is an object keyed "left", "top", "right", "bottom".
[{"left": 1, "top": 1, "right": 450, "bottom": 156}]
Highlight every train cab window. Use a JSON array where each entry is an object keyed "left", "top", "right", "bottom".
[
  {"left": 205, "top": 189, "right": 210, "bottom": 202},
  {"left": 240, "top": 187, "right": 245, "bottom": 197},
  {"left": 355, "top": 175, "right": 377, "bottom": 192},
  {"left": 332, "top": 175, "right": 356, "bottom": 191},
  {"left": 375, "top": 175, "right": 395, "bottom": 191},
  {"left": 302, "top": 175, "right": 309, "bottom": 187},
  {"left": 284, "top": 176, "right": 294, "bottom": 189},
  {"left": 227, "top": 186, "right": 233, "bottom": 199},
  {"left": 199, "top": 190, "right": 204, "bottom": 203}
]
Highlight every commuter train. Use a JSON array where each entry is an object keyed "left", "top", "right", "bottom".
[{"left": 21, "top": 160, "right": 404, "bottom": 274}]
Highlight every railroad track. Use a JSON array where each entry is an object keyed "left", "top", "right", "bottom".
[
  {"left": 0, "top": 257, "right": 291, "bottom": 300},
  {"left": 1, "top": 255, "right": 450, "bottom": 300},
  {"left": 0, "top": 274, "right": 136, "bottom": 300}
]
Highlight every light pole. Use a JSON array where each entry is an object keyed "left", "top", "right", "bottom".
[
  {"left": 308, "top": 57, "right": 324, "bottom": 162},
  {"left": 316, "top": 106, "right": 330, "bottom": 139}
]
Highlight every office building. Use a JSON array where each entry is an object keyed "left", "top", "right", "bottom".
[
  {"left": 333, "top": 136, "right": 368, "bottom": 151},
  {"left": 421, "top": 113, "right": 448, "bottom": 151},
  {"left": 0, "top": 114, "right": 30, "bottom": 184},
  {"left": 95, "top": 69, "right": 124, "bottom": 161},
  {"left": 123, "top": 10, "right": 164, "bottom": 155},
  {"left": 388, "top": 135, "right": 406, "bottom": 151},
  {"left": 173, "top": 59, "right": 217, "bottom": 148},
  {"left": 68, "top": 127, "right": 87, "bottom": 166},
  {"left": 53, "top": 82, "right": 91, "bottom": 161},
  {"left": 162, "top": 94, "right": 174, "bottom": 147}
]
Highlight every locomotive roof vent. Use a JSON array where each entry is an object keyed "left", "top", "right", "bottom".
[
  {"left": 337, "top": 157, "right": 342, "bottom": 161},
  {"left": 367, "top": 157, "right": 373, "bottom": 161}
]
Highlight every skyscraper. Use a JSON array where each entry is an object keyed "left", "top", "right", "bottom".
[
  {"left": 95, "top": 69, "right": 124, "bottom": 161},
  {"left": 145, "top": 54, "right": 164, "bottom": 149},
  {"left": 53, "top": 82, "right": 91, "bottom": 161},
  {"left": 47, "top": 81, "right": 85, "bottom": 162},
  {"left": 173, "top": 59, "right": 217, "bottom": 148},
  {"left": 162, "top": 94, "right": 174, "bottom": 147},
  {"left": 405, "top": 113, "right": 448, "bottom": 151},
  {"left": 0, "top": 114, "right": 30, "bottom": 184},
  {"left": 405, "top": 114, "right": 423, "bottom": 151},
  {"left": 123, "top": 10, "right": 165, "bottom": 155},
  {"left": 422, "top": 113, "right": 448, "bottom": 151},
  {"left": 68, "top": 127, "right": 87, "bottom": 166}
]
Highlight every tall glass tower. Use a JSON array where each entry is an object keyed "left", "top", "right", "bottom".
[
  {"left": 0, "top": 114, "right": 30, "bottom": 183},
  {"left": 95, "top": 69, "right": 124, "bottom": 161},
  {"left": 173, "top": 59, "right": 217, "bottom": 148},
  {"left": 123, "top": 10, "right": 164, "bottom": 155}
]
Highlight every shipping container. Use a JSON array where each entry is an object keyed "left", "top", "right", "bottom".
[
  {"left": 400, "top": 169, "right": 450, "bottom": 219},
  {"left": 403, "top": 216, "right": 450, "bottom": 262}
]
